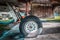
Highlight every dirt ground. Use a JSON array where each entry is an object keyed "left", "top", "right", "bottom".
[{"left": 25, "top": 33, "right": 60, "bottom": 40}]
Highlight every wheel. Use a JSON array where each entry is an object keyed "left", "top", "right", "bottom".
[{"left": 19, "top": 16, "right": 42, "bottom": 37}]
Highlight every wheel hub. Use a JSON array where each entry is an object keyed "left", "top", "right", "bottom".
[{"left": 24, "top": 21, "right": 38, "bottom": 33}]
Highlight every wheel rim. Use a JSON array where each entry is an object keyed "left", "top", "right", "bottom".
[{"left": 24, "top": 21, "right": 38, "bottom": 33}]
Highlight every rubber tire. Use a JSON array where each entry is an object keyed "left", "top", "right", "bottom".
[{"left": 19, "top": 16, "right": 42, "bottom": 37}]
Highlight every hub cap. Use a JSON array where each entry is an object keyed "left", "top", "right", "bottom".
[{"left": 24, "top": 21, "right": 38, "bottom": 33}]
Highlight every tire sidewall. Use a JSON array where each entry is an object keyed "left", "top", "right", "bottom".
[{"left": 19, "top": 16, "right": 42, "bottom": 37}]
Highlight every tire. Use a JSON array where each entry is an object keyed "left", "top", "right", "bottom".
[{"left": 19, "top": 16, "right": 42, "bottom": 37}]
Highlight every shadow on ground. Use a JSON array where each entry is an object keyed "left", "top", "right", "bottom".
[{"left": 41, "top": 27, "right": 60, "bottom": 35}]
